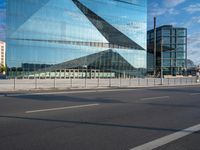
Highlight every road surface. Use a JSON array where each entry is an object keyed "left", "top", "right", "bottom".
[{"left": 0, "top": 86, "right": 200, "bottom": 150}]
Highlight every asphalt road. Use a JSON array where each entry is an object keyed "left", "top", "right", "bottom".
[{"left": 0, "top": 85, "right": 200, "bottom": 150}]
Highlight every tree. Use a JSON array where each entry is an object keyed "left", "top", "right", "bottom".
[{"left": 0, "top": 64, "right": 6, "bottom": 74}]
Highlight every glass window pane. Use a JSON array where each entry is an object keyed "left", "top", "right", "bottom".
[
  {"left": 177, "top": 37, "right": 186, "bottom": 44},
  {"left": 162, "top": 29, "right": 170, "bottom": 36},
  {"left": 163, "top": 59, "right": 170, "bottom": 67},
  {"left": 176, "top": 29, "right": 186, "bottom": 36},
  {"left": 163, "top": 37, "right": 170, "bottom": 44}
]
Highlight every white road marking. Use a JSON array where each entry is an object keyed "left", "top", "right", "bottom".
[
  {"left": 130, "top": 124, "right": 200, "bottom": 150},
  {"left": 190, "top": 93, "right": 200, "bottom": 96},
  {"left": 25, "top": 103, "right": 99, "bottom": 114},
  {"left": 141, "top": 96, "right": 170, "bottom": 101},
  {"left": 6, "top": 89, "right": 140, "bottom": 97}
]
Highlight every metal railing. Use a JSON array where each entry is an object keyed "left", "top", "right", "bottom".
[{"left": 0, "top": 77, "right": 199, "bottom": 91}]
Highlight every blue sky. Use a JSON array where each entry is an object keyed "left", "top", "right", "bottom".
[
  {"left": 0, "top": 0, "right": 199, "bottom": 64},
  {"left": 148, "top": 0, "right": 200, "bottom": 65},
  {"left": 0, "top": 0, "right": 5, "bottom": 40}
]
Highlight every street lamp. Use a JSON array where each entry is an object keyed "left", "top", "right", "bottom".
[
  {"left": 154, "top": 17, "right": 157, "bottom": 77},
  {"left": 197, "top": 65, "right": 200, "bottom": 83},
  {"left": 160, "top": 39, "right": 163, "bottom": 85}
]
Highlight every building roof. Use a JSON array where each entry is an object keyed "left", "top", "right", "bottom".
[
  {"left": 0, "top": 41, "right": 5, "bottom": 45},
  {"left": 148, "top": 25, "right": 187, "bottom": 33}
]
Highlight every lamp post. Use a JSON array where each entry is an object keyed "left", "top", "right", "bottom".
[
  {"left": 154, "top": 17, "right": 157, "bottom": 77},
  {"left": 197, "top": 65, "right": 200, "bottom": 83},
  {"left": 161, "top": 39, "right": 164, "bottom": 85}
]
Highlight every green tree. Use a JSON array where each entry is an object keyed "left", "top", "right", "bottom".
[{"left": 0, "top": 64, "right": 6, "bottom": 74}]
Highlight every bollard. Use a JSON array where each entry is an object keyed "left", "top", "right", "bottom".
[
  {"left": 129, "top": 77, "right": 131, "bottom": 87},
  {"left": 161, "top": 78, "right": 163, "bottom": 85},
  {"left": 54, "top": 77, "right": 56, "bottom": 88},
  {"left": 85, "top": 77, "right": 87, "bottom": 88},
  {"left": 35, "top": 77, "right": 37, "bottom": 89},
  {"left": 71, "top": 78, "right": 73, "bottom": 88},
  {"left": 97, "top": 77, "right": 100, "bottom": 87},
  {"left": 14, "top": 77, "right": 16, "bottom": 90},
  {"left": 138, "top": 78, "right": 140, "bottom": 86}
]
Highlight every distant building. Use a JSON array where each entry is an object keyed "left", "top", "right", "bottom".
[
  {"left": 147, "top": 25, "right": 187, "bottom": 76},
  {"left": 187, "top": 59, "right": 197, "bottom": 76},
  {"left": 187, "top": 59, "right": 196, "bottom": 68},
  {"left": 0, "top": 41, "right": 6, "bottom": 67}
]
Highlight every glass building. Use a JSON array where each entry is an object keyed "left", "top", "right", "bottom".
[
  {"left": 5, "top": 0, "right": 147, "bottom": 78},
  {"left": 147, "top": 25, "right": 187, "bottom": 76}
]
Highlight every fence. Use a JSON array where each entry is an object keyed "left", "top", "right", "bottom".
[{"left": 0, "top": 77, "right": 199, "bottom": 91}]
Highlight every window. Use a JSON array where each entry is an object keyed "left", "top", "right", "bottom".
[
  {"left": 176, "top": 29, "right": 186, "bottom": 36},
  {"left": 163, "top": 37, "right": 170, "bottom": 44},
  {"left": 172, "top": 37, "right": 175, "bottom": 44},
  {"left": 177, "top": 37, "right": 185, "bottom": 44},
  {"left": 171, "top": 52, "right": 176, "bottom": 59},
  {"left": 157, "top": 30, "right": 161, "bottom": 37},
  {"left": 176, "top": 52, "right": 185, "bottom": 59},
  {"left": 162, "top": 29, "right": 170, "bottom": 36},
  {"left": 163, "top": 59, "right": 171, "bottom": 67},
  {"left": 176, "top": 59, "right": 185, "bottom": 67},
  {"left": 176, "top": 45, "right": 186, "bottom": 52},
  {"left": 163, "top": 52, "right": 170, "bottom": 59},
  {"left": 172, "top": 29, "right": 176, "bottom": 36}
]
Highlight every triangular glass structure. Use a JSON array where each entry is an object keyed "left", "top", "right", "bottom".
[
  {"left": 72, "top": 0, "right": 144, "bottom": 50},
  {"left": 10, "top": 0, "right": 108, "bottom": 43}
]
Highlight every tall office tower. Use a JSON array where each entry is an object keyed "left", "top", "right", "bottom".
[{"left": 147, "top": 25, "right": 187, "bottom": 76}]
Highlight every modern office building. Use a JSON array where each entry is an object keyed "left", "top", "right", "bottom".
[
  {"left": 5, "top": 0, "right": 147, "bottom": 78},
  {"left": 147, "top": 25, "right": 187, "bottom": 76},
  {"left": 0, "top": 41, "right": 6, "bottom": 66}
]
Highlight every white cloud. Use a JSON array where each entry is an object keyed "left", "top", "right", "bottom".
[
  {"left": 149, "top": 7, "right": 179, "bottom": 18},
  {"left": 164, "top": 0, "right": 185, "bottom": 7},
  {"left": 192, "top": 16, "right": 200, "bottom": 23},
  {"left": 168, "top": 8, "right": 179, "bottom": 15},
  {"left": 184, "top": 3, "right": 200, "bottom": 13},
  {"left": 179, "top": 16, "right": 200, "bottom": 28},
  {"left": 148, "top": 0, "right": 185, "bottom": 17},
  {"left": 148, "top": 5, "right": 166, "bottom": 17}
]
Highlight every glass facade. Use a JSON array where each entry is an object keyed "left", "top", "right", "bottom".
[
  {"left": 5, "top": 0, "right": 147, "bottom": 78},
  {"left": 147, "top": 25, "right": 187, "bottom": 76}
]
